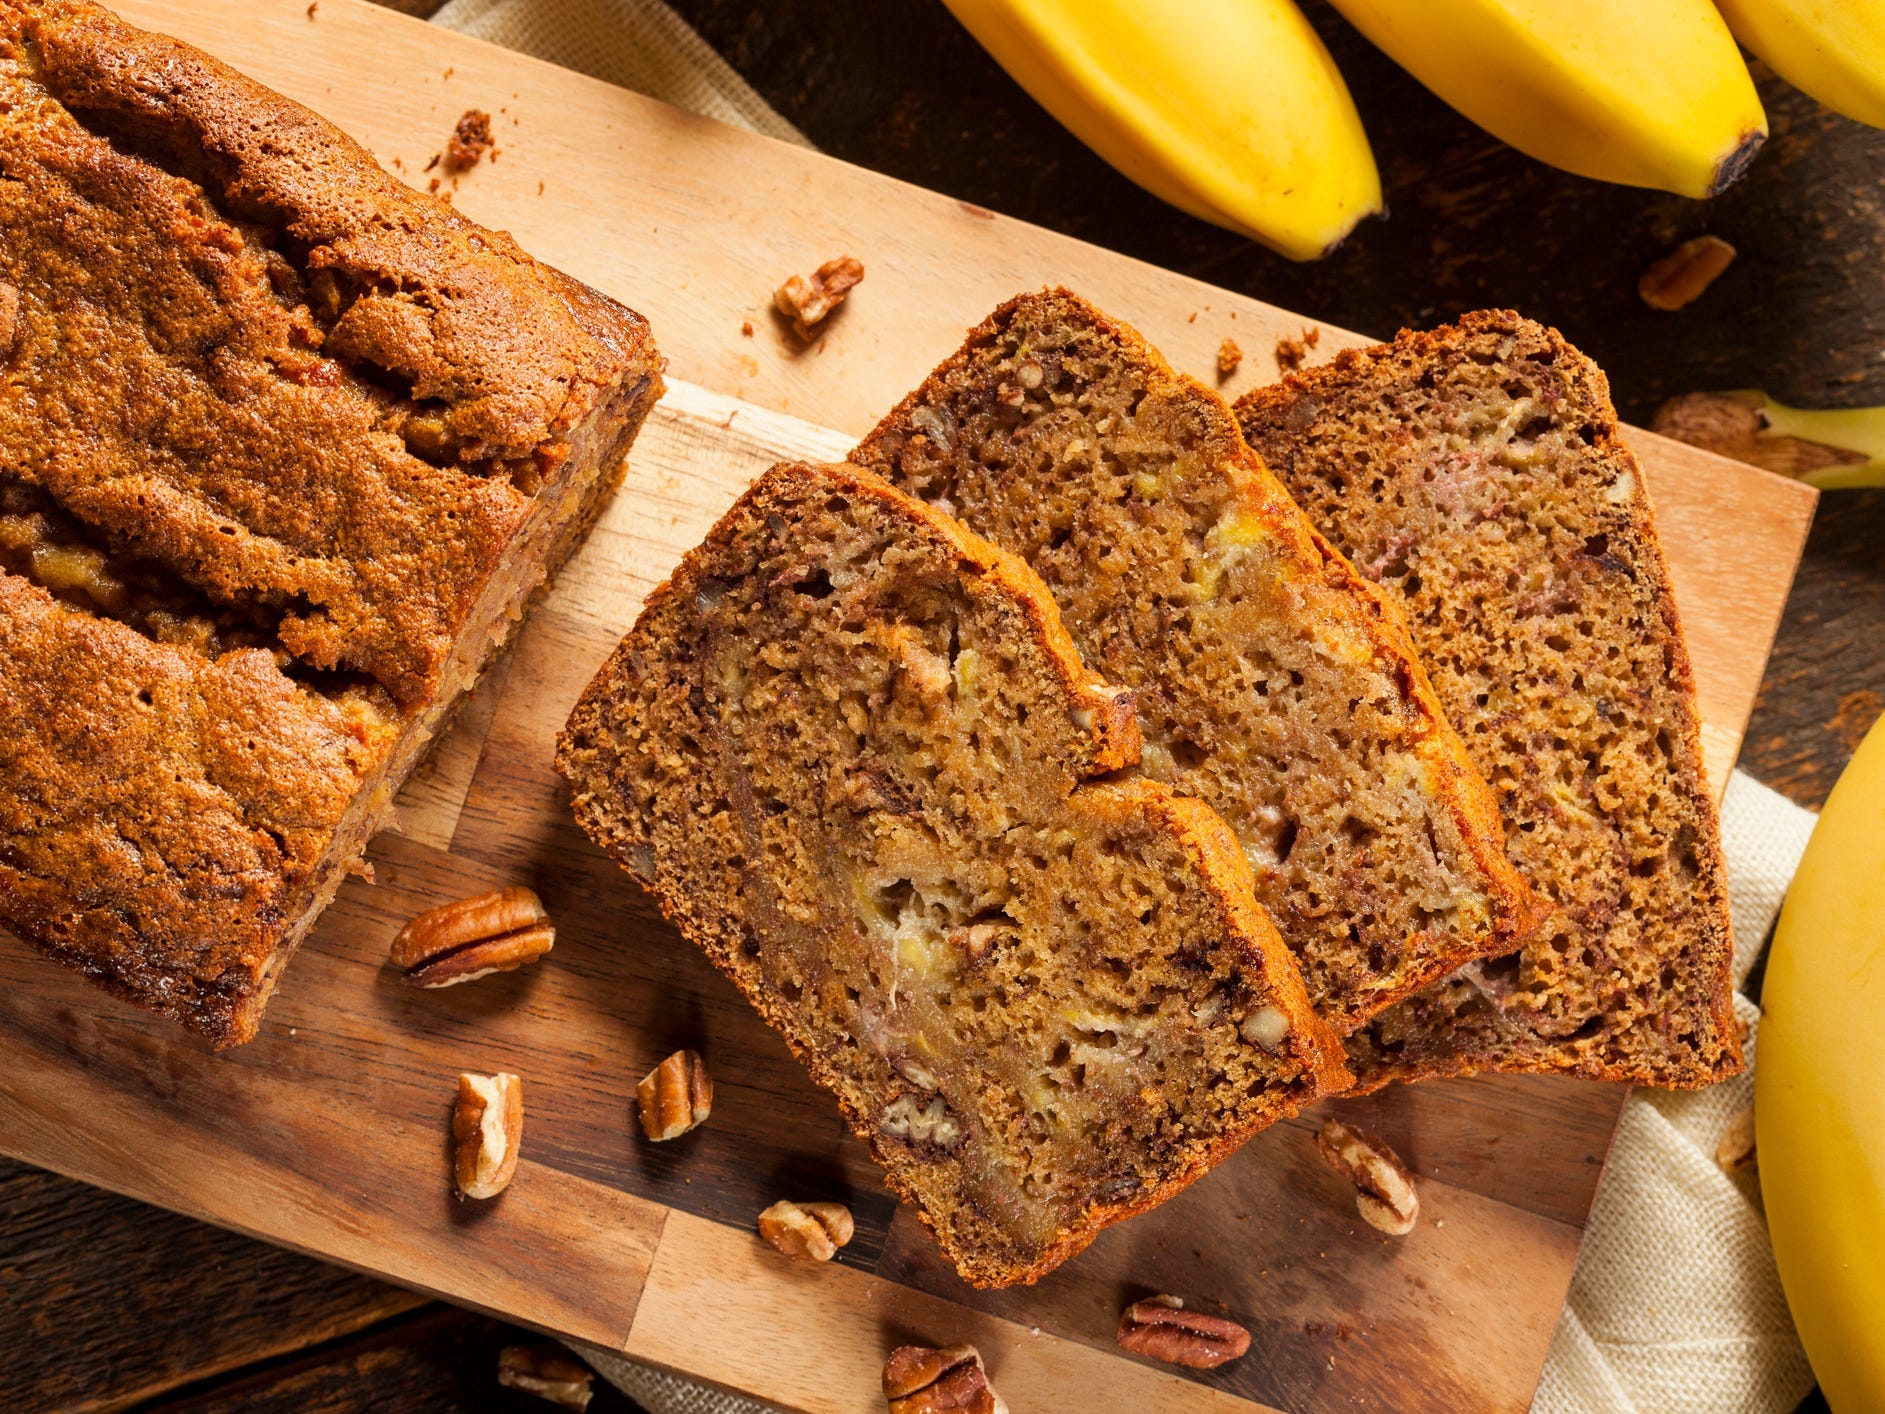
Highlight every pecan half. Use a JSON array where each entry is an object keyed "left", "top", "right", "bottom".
[
  {"left": 393, "top": 887, "right": 554, "bottom": 988},
  {"left": 774, "top": 255, "right": 865, "bottom": 341},
  {"left": 453, "top": 1071, "right": 523, "bottom": 1200},
  {"left": 1115, "top": 1295, "right": 1251, "bottom": 1370},
  {"left": 636, "top": 1049, "right": 713, "bottom": 1141},
  {"left": 757, "top": 1199, "right": 854, "bottom": 1261},
  {"left": 497, "top": 1344, "right": 594, "bottom": 1410},
  {"left": 883, "top": 1344, "right": 1006, "bottom": 1414},
  {"left": 1316, "top": 1117, "right": 1419, "bottom": 1235},
  {"left": 1639, "top": 235, "right": 1736, "bottom": 311}
]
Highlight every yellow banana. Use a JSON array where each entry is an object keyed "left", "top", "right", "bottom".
[
  {"left": 940, "top": 0, "right": 1383, "bottom": 261},
  {"left": 1758, "top": 708, "right": 1885, "bottom": 1412},
  {"left": 1323, "top": 0, "right": 1767, "bottom": 196},
  {"left": 1715, "top": 0, "right": 1885, "bottom": 129}
]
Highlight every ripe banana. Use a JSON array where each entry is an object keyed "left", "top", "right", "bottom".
[
  {"left": 1323, "top": 0, "right": 1767, "bottom": 196},
  {"left": 1758, "top": 708, "right": 1885, "bottom": 1412},
  {"left": 1715, "top": 0, "right": 1885, "bottom": 129},
  {"left": 940, "top": 0, "right": 1383, "bottom": 261}
]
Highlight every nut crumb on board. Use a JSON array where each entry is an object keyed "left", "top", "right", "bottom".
[
  {"left": 1217, "top": 337, "right": 1243, "bottom": 379},
  {"left": 1639, "top": 235, "right": 1736, "bottom": 311},
  {"left": 1316, "top": 1117, "right": 1420, "bottom": 1235},
  {"left": 636, "top": 1049, "right": 712, "bottom": 1140},
  {"left": 452, "top": 1071, "right": 522, "bottom": 1200},
  {"left": 445, "top": 109, "right": 494, "bottom": 171},
  {"left": 1276, "top": 325, "right": 1321, "bottom": 372},
  {"left": 497, "top": 1345, "right": 594, "bottom": 1411},
  {"left": 774, "top": 256, "right": 865, "bottom": 341},
  {"left": 757, "top": 1199, "right": 854, "bottom": 1260},
  {"left": 1116, "top": 1295, "right": 1252, "bottom": 1370}
]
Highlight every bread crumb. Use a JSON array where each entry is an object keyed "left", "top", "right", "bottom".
[
  {"left": 305, "top": 0, "right": 317, "bottom": 16},
  {"left": 428, "top": 176, "right": 441, "bottom": 193},
  {"left": 741, "top": 320, "right": 755, "bottom": 337},
  {"left": 1217, "top": 337, "right": 1243, "bottom": 379},
  {"left": 537, "top": 179, "right": 545, "bottom": 196},
  {"left": 445, "top": 109, "right": 493, "bottom": 172}
]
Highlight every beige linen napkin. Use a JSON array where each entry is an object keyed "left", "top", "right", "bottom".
[{"left": 429, "top": 5, "right": 1823, "bottom": 1409}]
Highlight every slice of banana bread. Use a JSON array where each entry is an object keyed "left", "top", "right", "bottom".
[
  {"left": 1237, "top": 311, "right": 1741, "bottom": 1089},
  {"left": 0, "top": 0, "right": 663, "bottom": 1044},
  {"left": 849, "top": 290, "right": 1538, "bottom": 1034},
  {"left": 557, "top": 462, "right": 1348, "bottom": 1287}
]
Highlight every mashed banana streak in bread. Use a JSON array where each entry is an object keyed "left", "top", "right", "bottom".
[
  {"left": 851, "top": 290, "right": 1539, "bottom": 1034},
  {"left": 0, "top": 0, "right": 663, "bottom": 1043},
  {"left": 557, "top": 462, "right": 1348, "bottom": 1287},
  {"left": 1238, "top": 311, "right": 1740, "bottom": 1089}
]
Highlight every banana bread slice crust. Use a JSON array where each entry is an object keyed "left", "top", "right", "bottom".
[
  {"left": 1237, "top": 311, "right": 1740, "bottom": 1089},
  {"left": 557, "top": 462, "right": 1348, "bottom": 1287},
  {"left": 850, "top": 289, "right": 1539, "bottom": 1033}
]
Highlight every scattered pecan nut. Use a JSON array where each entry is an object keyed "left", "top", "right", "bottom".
[
  {"left": 1115, "top": 1295, "right": 1252, "bottom": 1370},
  {"left": 453, "top": 1071, "right": 523, "bottom": 1199},
  {"left": 757, "top": 1199, "right": 854, "bottom": 1261},
  {"left": 883, "top": 1343, "right": 1006, "bottom": 1414},
  {"left": 497, "top": 1344, "right": 594, "bottom": 1410},
  {"left": 392, "top": 886, "right": 554, "bottom": 988},
  {"left": 1316, "top": 1116, "right": 1419, "bottom": 1235},
  {"left": 1716, "top": 1102, "right": 1757, "bottom": 1172},
  {"left": 1639, "top": 235, "right": 1736, "bottom": 311},
  {"left": 774, "top": 255, "right": 865, "bottom": 341},
  {"left": 636, "top": 1048, "right": 712, "bottom": 1141},
  {"left": 1217, "top": 336, "right": 1243, "bottom": 379},
  {"left": 445, "top": 108, "right": 493, "bottom": 171}
]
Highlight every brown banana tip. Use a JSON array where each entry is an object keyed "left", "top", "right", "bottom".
[{"left": 1708, "top": 129, "right": 1766, "bottom": 197}]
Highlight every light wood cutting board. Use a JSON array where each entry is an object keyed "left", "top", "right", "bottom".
[{"left": 0, "top": 2, "right": 1817, "bottom": 1410}]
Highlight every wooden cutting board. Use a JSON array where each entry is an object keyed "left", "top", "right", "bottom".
[{"left": 0, "top": 1, "right": 1817, "bottom": 1409}]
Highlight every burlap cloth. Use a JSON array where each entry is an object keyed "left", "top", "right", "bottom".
[{"left": 429, "top": 4, "right": 1823, "bottom": 1408}]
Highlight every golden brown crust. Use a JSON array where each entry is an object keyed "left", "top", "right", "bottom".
[
  {"left": 558, "top": 461, "right": 1346, "bottom": 1286},
  {"left": 0, "top": 0, "right": 663, "bottom": 1043},
  {"left": 1238, "top": 310, "right": 1740, "bottom": 1089},
  {"left": 852, "top": 289, "right": 1541, "bottom": 1033}
]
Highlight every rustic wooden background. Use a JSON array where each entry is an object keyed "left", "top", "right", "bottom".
[{"left": 5, "top": 1, "right": 1880, "bottom": 1409}]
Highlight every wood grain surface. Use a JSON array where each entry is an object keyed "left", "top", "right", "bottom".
[{"left": 0, "top": 1, "right": 1826, "bottom": 1411}]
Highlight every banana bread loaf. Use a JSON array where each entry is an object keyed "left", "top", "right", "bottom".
[
  {"left": 0, "top": 0, "right": 663, "bottom": 1044},
  {"left": 557, "top": 461, "right": 1348, "bottom": 1286},
  {"left": 1237, "top": 311, "right": 1740, "bottom": 1089},
  {"left": 849, "top": 290, "right": 1538, "bottom": 1033}
]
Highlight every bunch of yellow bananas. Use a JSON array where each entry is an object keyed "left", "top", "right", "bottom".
[
  {"left": 943, "top": 0, "right": 1885, "bottom": 260},
  {"left": 1759, "top": 709, "right": 1885, "bottom": 1412}
]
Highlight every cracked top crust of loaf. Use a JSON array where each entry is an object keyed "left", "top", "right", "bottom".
[
  {"left": 0, "top": 0, "right": 663, "bottom": 1043},
  {"left": 850, "top": 289, "right": 1541, "bottom": 1034},
  {"left": 557, "top": 462, "right": 1348, "bottom": 1286},
  {"left": 1237, "top": 311, "right": 1740, "bottom": 1089}
]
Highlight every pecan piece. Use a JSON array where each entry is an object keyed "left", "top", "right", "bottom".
[
  {"left": 883, "top": 1344, "right": 1006, "bottom": 1414},
  {"left": 757, "top": 1199, "right": 854, "bottom": 1261},
  {"left": 636, "top": 1048, "right": 713, "bottom": 1140},
  {"left": 1115, "top": 1295, "right": 1251, "bottom": 1370},
  {"left": 1639, "top": 235, "right": 1736, "bottom": 310},
  {"left": 497, "top": 1344, "right": 594, "bottom": 1410},
  {"left": 392, "top": 886, "right": 554, "bottom": 988},
  {"left": 1316, "top": 1116, "right": 1419, "bottom": 1235},
  {"left": 1717, "top": 1102, "right": 1757, "bottom": 1172},
  {"left": 453, "top": 1071, "right": 522, "bottom": 1199},
  {"left": 774, "top": 255, "right": 865, "bottom": 341}
]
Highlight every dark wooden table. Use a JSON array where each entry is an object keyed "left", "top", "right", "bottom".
[{"left": 6, "top": 2, "right": 1880, "bottom": 1409}]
